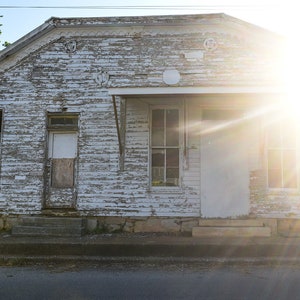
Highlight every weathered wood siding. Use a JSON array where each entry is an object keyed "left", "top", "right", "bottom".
[{"left": 0, "top": 15, "right": 285, "bottom": 217}]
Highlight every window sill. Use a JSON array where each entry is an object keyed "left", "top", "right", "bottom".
[
  {"left": 148, "top": 186, "right": 183, "bottom": 194},
  {"left": 267, "top": 188, "right": 300, "bottom": 196}
]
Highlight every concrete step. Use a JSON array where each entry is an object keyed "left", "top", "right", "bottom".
[
  {"left": 193, "top": 219, "right": 272, "bottom": 237},
  {"left": 198, "top": 219, "right": 265, "bottom": 227},
  {"left": 12, "top": 225, "right": 85, "bottom": 237},
  {"left": 11, "top": 217, "right": 86, "bottom": 237},
  {"left": 19, "top": 216, "right": 85, "bottom": 227},
  {"left": 192, "top": 226, "right": 271, "bottom": 238}
]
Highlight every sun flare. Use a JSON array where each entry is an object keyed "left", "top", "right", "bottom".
[
  {"left": 280, "top": 46, "right": 300, "bottom": 127},
  {"left": 282, "top": 15, "right": 300, "bottom": 119}
]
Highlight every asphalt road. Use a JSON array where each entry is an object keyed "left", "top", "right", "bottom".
[{"left": 1, "top": 261, "right": 300, "bottom": 299}]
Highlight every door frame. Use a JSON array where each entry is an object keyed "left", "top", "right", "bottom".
[{"left": 43, "top": 113, "right": 79, "bottom": 209}]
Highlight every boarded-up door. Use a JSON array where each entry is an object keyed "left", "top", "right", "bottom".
[
  {"left": 45, "top": 132, "right": 78, "bottom": 208},
  {"left": 200, "top": 110, "right": 250, "bottom": 218}
]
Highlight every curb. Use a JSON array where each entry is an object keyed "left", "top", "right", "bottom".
[
  {"left": 1, "top": 242, "right": 300, "bottom": 259},
  {"left": 2, "top": 255, "right": 300, "bottom": 267}
]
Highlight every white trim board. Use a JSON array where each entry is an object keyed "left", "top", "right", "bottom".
[{"left": 108, "top": 86, "right": 285, "bottom": 96}]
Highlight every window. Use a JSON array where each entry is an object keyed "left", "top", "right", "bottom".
[
  {"left": 48, "top": 114, "right": 78, "bottom": 131},
  {"left": 151, "top": 108, "right": 180, "bottom": 186},
  {"left": 267, "top": 119, "right": 298, "bottom": 189}
]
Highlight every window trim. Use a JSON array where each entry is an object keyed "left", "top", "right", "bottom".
[{"left": 149, "top": 105, "right": 183, "bottom": 190}]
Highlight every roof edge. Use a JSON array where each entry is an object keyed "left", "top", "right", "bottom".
[
  {"left": 0, "top": 18, "right": 56, "bottom": 61},
  {"left": 0, "top": 13, "right": 284, "bottom": 64}
]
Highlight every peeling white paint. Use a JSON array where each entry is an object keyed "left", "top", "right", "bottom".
[{"left": 0, "top": 14, "right": 286, "bottom": 218}]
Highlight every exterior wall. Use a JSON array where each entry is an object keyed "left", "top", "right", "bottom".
[
  {"left": 249, "top": 114, "right": 300, "bottom": 219},
  {"left": 77, "top": 97, "right": 202, "bottom": 217},
  {"left": 0, "top": 15, "right": 287, "bottom": 218}
]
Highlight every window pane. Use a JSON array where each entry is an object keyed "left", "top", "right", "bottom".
[
  {"left": 282, "top": 122, "right": 297, "bottom": 147},
  {"left": 152, "top": 109, "right": 164, "bottom": 128},
  {"left": 152, "top": 109, "right": 165, "bottom": 146},
  {"left": 283, "top": 169, "right": 297, "bottom": 188},
  {"left": 166, "top": 110, "right": 179, "bottom": 146},
  {"left": 166, "top": 109, "right": 179, "bottom": 128},
  {"left": 268, "top": 119, "right": 298, "bottom": 189},
  {"left": 152, "top": 128, "right": 164, "bottom": 146},
  {"left": 152, "top": 149, "right": 164, "bottom": 167},
  {"left": 166, "top": 168, "right": 179, "bottom": 179},
  {"left": 268, "top": 150, "right": 281, "bottom": 170},
  {"left": 152, "top": 149, "right": 165, "bottom": 186},
  {"left": 166, "top": 176, "right": 179, "bottom": 186},
  {"left": 166, "top": 149, "right": 179, "bottom": 167},
  {"left": 268, "top": 169, "right": 282, "bottom": 188},
  {"left": 64, "top": 117, "right": 78, "bottom": 125},
  {"left": 50, "top": 117, "right": 66, "bottom": 125},
  {"left": 49, "top": 116, "right": 78, "bottom": 126},
  {"left": 166, "top": 128, "right": 179, "bottom": 146},
  {"left": 283, "top": 150, "right": 297, "bottom": 170},
  {"left": 283, "top": 150, "right": 297, "bottom": 188},
  {"left": 152, "top": 167, "right": 164, "bottom": 184},
  {"left": 268, "top": 123, "right": 281, "bottom": 148}
]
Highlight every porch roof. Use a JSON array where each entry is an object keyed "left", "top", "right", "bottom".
[{"left": 108, "top": 86, "right": 285, "bottom": 96}]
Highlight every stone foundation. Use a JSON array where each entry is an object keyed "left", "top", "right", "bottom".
[
  {"left": 277, "top": 219, "right": 300, "bottom": 237},
  {"left": 2, "top": 215, "right": 300, "bottom": 237},
  {"left": 1, "top": 215, "right": 199, "bottom": 234},
  {"left": 0, "top": 215, "right": 19, "bottom": 231},
  {"left": 86, "top": 216, "right": 199, "bottom": 234}
]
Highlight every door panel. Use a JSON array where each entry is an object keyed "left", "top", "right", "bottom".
[
  {"left": 200, "top": 119, "right": 250, "bottom": 218},
  {"left": 49, "top": 133, "right": 77, "bottom": 158},
  {"left": 51, "top": 158, "right": 75, "bottom": 188}
]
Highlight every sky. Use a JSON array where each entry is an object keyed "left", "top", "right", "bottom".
[{"left": 0, "top": 0, "right": 298, "bottom": 50}]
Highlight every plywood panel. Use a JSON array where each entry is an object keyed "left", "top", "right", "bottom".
[{"left": 51, "top": 158, "right": 75, "bottom": 188}]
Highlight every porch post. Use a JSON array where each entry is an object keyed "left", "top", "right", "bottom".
[{"left": 112, "top": 95, "right": 126, "bottom": 171}]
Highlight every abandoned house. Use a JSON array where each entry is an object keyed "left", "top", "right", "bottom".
[{"left": 0, "top": 13, "right": 295, "bottom": 236}]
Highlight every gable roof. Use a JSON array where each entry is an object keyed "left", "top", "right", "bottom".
[{"left": 0, "top": 13, "right": 284, "bottom": 71}]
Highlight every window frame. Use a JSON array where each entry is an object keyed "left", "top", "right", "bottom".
[
  {"left": 266, "top": 118, "right": 299, "bottom": 191},
  {"left": 150, "top": 106, "right": 182, "bottom": 190}
]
